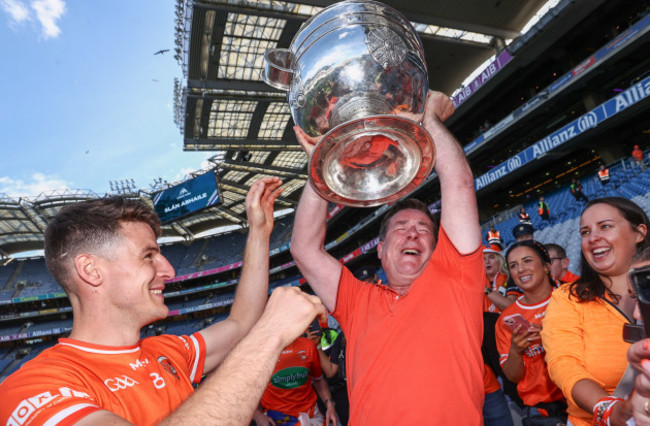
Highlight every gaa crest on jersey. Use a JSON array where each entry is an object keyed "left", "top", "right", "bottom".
[
  {"left": 297, "top": 350, "right": 308, "bottom": 361},
  {"left": 157, "top": 356, "right": 180, "bottom": 380}
]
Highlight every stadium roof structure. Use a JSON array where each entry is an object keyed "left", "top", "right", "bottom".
[
  {"left": 172, "top": 0, "right": 553, "bottom": 218},
  {"left": 0, "top": 0, "right": 585, "bottom": 257},
  {"left": 0, "top": 190, "right": 105, "bottom": 258}
]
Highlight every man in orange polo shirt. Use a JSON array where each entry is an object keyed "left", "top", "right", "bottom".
[{"left": 291, "top": 91, "right": 484, "bottom": 424}]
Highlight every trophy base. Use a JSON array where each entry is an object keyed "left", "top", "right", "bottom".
[{"left": 309, "top": 116, "right": 435, "bottom": 207}]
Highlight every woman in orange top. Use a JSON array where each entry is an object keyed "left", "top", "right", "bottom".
[
  {"left": 496, "top": 240, "right": 566, "bottom": 423},
  {"left": 541, "top": 197, "right": 650, "bottom": 425}
]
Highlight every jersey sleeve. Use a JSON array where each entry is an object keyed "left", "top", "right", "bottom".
[
  {"left": 143, "top": 333, "right": 207, "bottom": 384},
  {"left": 332, "top": 266, "right": 363, "bottom": 332},
  {"left": 431, "top": 227, "right": 483, "bottom": 292},
  {"left": 0, "top": 362, "right": 101, "bottom": 425}
]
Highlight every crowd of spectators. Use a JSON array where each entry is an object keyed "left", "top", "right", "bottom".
[{"left": 1, "top": 96, "right": 650, "bottom": 425}]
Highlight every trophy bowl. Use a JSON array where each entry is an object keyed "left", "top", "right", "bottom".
[{"left": 263, "top": 0, "right": 435, "bottom": 207}]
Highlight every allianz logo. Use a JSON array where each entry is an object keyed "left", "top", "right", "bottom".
[
  {"left": 506, "top": 156, "right": 522, "bottom": 172},
  {"left": 104, "top": 375, "right": 139, "bottom": 392}
]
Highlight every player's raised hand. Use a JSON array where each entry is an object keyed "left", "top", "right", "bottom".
[{"left": 245, "top": 176, "right": 283, "bottom": 234}]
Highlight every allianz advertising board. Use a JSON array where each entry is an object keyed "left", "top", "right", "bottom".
[{"left": 153, "top": 171, "right": 221, "bottom": 223}]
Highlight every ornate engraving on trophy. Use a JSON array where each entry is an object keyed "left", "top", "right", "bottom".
[
  {"left": 365, "top": 27, "right": 407, "bottom": 69},
  {"left": 289, "top": 73, "right": 305, "bottom": 108}
]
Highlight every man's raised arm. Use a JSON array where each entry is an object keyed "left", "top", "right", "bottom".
[
  {"left": 422, "top": 91, "right": 481, "bottom": 253},
  {"left": 199, "top": 176, "right": 284, "bottom": 373},
  {"left": 290, "top": 127, "right": 343, "bottom": 312}
]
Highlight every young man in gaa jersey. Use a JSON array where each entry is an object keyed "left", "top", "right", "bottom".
[{"left": 0, "top": 177, "right": 325, "bottom": 426}]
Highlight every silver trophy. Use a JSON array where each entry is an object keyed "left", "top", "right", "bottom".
[{"left": 264, "top": 0, "right": 435, "bottom": 207}]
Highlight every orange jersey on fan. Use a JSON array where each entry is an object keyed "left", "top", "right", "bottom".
[
  {"left": 261, "top": 337, "right": 323, "bottom": 418},
  {"left": 560, "top": 270, "right": 580, "bottom": 284},
  {"left": 483, "top": 272, "right": 508, "bottom": 313},
  {"left": 495, "top": 295, "right": 564, "bottom": 407},
  {"left": 0, "top": 334, "right": 205, "bottom": 426}
]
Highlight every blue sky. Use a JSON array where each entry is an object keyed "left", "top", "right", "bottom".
[{"left": 0, "top": 0, "right": 211, "bottom": 198}]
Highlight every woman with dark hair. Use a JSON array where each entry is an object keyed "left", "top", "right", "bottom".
[
  {"left": 541, "top": 197, "right": 650, "bottom": 425},
  {"left": 495, "top": 240, "right": 566, "bottom": 424}
]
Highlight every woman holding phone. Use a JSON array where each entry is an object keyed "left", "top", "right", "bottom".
[
  {"left": 541, "top": 197, "right": 650, "bottom": 426},
  {"left": 495, "top": 240, "right": 566, "bottom": 423}
]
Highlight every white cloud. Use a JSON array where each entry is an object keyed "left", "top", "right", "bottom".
[
  {"left": 0, "top": 173, "right": 72, "bottom": 198},
  {"left": 1, "top": 0, "right": 30, "bottom": 24},
  {"left": 31, "top": 0, "right": 65, "bottom": 39},
  {"left": 1, "top": 0, "right": 65, "bottom": 38}
]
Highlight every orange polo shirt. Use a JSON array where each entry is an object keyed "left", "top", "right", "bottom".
[{"left": 334, "top": 227, "right": 485, "bottom": 424}]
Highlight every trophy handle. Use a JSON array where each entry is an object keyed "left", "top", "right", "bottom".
[{"left": 263, "top": 48, "right": 294, "bottom": 91}]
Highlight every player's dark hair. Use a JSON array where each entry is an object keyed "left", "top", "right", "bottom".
[{"left": 44, "top": 196, "right": 161, "bottom": 293}]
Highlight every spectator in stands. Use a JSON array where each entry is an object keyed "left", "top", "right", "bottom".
[
  {"left": 633, "top": 144, "right": 646, "bottom": 170},
  {"left": 541, "top": 197, "right": 650, "bottom": 426},
  {"left": 0, "top": 178, "right": 327, "bottom": 425},
  {"left": 598, "top": 164, "right": 610, "bottom": 186},
  {"left": 570, "top": 179, "right": 589, "bottom": 202},
  {"left": 513, "top": 222, "right": 535, "bottom": 243},
  {"left": 496, "top": 240, "right": 567, "bottom": 424},
  {"left": 290, "top": 91, "right": 485, "bottom": 424},
  {"left": 545, "top": 243, "right": 580, "bottom": 284},
  {"left": 253, "top": 329, "right": 337, "bottom": 426},
  {"left": 483, "top": 245, "right": 512, "bottom": 313},
  {"left": 569, "top": 179, "right": 589, "bottom": 202},
  {"left": 481, "top": 244, "right": 515, "bottom": 426},
  {"left": 486, "top": 225, "right": 503, "bottom": 250},
  {"left": 518, "top": 207, "right": 532, "bottom": 225},
  {"left": 537, "top": 196, "right": 551, "bottom": 222}
]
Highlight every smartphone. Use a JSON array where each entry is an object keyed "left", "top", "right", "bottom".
[
  {"left": 629, "top": 265, "right": 650, "bottom": 338},
  {"left": 502, "top": 313, "right": 532, "bottom": 331}
]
